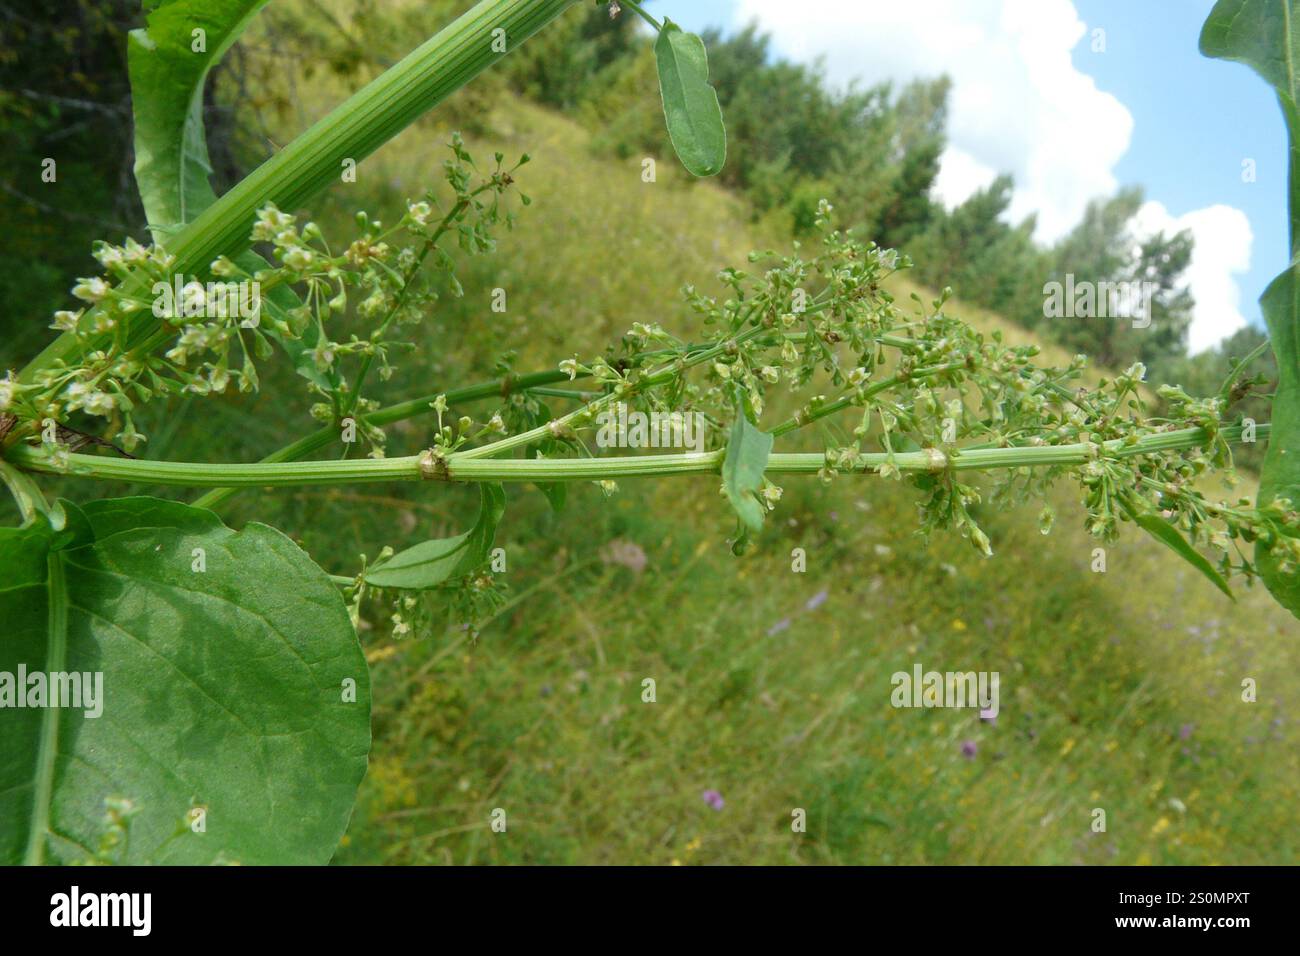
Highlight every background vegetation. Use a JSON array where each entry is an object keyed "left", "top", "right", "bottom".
[{"left": 1, "top": 0, "right": 1295, "bottom": 864}]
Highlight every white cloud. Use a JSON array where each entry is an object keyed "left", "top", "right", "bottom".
[
  {"left": 731, "top": 0, "right": 1133, "bottom": 242},
  {"left": 1133, "top": 201, "right": 1254, "bottom": 354},
  {"left": 932, "top": 147, "right": 999, "bottom": 210}
]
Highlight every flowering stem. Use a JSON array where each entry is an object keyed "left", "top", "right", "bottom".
[
  {"left": 5, "top": 423, "right": 1268, "bottom": 488},
  {"left": 769, "top": 361, "right": 968, "bottom": 437},
  {"left": 189, "top": 367, "right": 573, "bottom": 510},
  {"left": 17, "top": 0, "right": 582, "bottom": 385}
]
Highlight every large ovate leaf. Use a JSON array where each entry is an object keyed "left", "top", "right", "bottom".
[
  {"left": 1201, "top": 0, "right": 1300, "bottom": 618},
  {"left": 722, "top": 402, "right": 773, "bottom": 535},
  {"left": 129, "top": 0, "right": 273, "bottom": 241},
  {"left": 1254, "top": 269, "right": 1300, "bottom": 616},
  {"left": 0, "top": 497, "right": 370, "bottom": 864},
  {"left": 1200, "top": 0, "right": 1300, "bottom": 252},
  {"left": 364, "top": 484, "right": 506, "bottom": 589},
  {"left": 654, "top": 18, "right": 727, "bottom": 177}
]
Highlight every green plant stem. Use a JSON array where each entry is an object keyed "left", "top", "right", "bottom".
[
  {"left": 190, "top": 368, "right": 571, "bottom": 510},
  {"left": 459, "top": 325, "right": 775, "bottom": 460},
  {"left": 17, "top": 0, "right": 581, "bottom": 386},
  {"left": 189, "top": 338, "right": 730, "bottom": 511},
  {"left": 618, "top": 0, "right": 662, "bottom": 31},
  {"left": 24, "top": 549, "right": 67, "bottom": 866},
  {"left": 769, "top": 361, "right": 968, "bottom": 437},
  {"left": 7, "top": 423, "right": 1269, "bottom": 488}
]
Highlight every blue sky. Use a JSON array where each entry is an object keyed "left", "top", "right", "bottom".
[{"left": 649, "top": 0, "right": 1286, "bottom": 353}]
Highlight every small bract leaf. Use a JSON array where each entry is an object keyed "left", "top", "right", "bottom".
[
  {"left": 722, "top": 399, "right": 773, "bottom": 534},
  {"left": 1133, "top": 512, "right": 1234, "bottom": 601},
  {"left": 364, "top": 483, "right": 506, "bottom": 589}
]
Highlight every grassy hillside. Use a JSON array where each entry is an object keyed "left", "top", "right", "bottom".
[
  {"left": 241, "top": 96, "right": 1294, "bottom": 866},
  {"left": 11, "top": 48, "right": 1296, "bottom": 863}
]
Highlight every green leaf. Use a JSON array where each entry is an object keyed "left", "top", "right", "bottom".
[
  {"left": 0, "top": 497, "right": 370, "bottom": 865},
  {"left": 129, "top": 1, "right": 326, "bottom": 388},
  {"left": 525, "top": 400, "right": 566, "bottom": 512},
  {"left": 1255, "top": 268, "right": 1300, "bottom": 616},
  {"left": 129, "top": 0, "right": 274, "bottom": 242},
  {"left": 1133, "top": 512, "right": 1235, "bottom": 601},
  {"left": 1201, "top": 0, "right": 1300, "bottom": 617},
  {"left": 654, "top": 18, "right": 727, "bottom": 177},
  {"left": 534, "top": 479, "right": 567, "bottom": 513},
  {"left": 364, "top": 484, "right": 506, "bottom": 589},
  {"left": 1200, "top": 0, "right": 1300, "bottom": 255},
  {"left": 722, "top": 401, "right": 773, "bottom": 534}
]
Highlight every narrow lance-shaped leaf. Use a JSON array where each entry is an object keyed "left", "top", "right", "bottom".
[
  {"left": 0, "top": 497, "right": 370, "bottom": 865},
  {"left": 654, "top": 18, "right": 727, "bottom": 177},
  {"left": 364, "top": 483, "right": 506, "bottom": 589},
  {"left": 1200, "top": 0, "right": 1300, "bottom": 618},
  {"left": 1132, "top": 512, "right": 1235, "bottom": 601}
]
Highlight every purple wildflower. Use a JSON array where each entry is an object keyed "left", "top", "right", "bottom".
[
  {"left": 960, "top": 740, "right": 978, "bottom": 759},
  {"left": 702, "top": 789, "right": 725, "bottom": 811},
  {"left": 766, "top": 617, "right": 792, "bottom": 637},
  {"left": 805, "top": 589, "right": 829, "bottom": 611}
]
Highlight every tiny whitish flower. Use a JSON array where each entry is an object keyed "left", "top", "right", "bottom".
[
  {"left": 760, "top": 365, "right": 780, "bottom": 384},
  {"left": 407, "top": 201, "right": 432, "bottom": 225},
  {"left": 311, "top": 341, "right": 335, "bottom": 372},
  {"left": 72, "top": 277, "right": 110, "bottom": 303},
  {"left": 559, "top": 358, "right": 579, "bottom": 380},
  {"left": 487, "top": 412, "right": 505, "bottom": 433},
  {"left": 283, "top": 247, "right": 315, "bottom": 272},
  {"left": 847, "top": 366, "right": 868, "bottom": 386},
  {"left": 359, "top": 290, "right": 388, "bottom": 318},
  {"left": 0, "top": 377, "right": 14, "bottom": 411},
  {"left": 781, "top": 340, "right": 799, "bottom": 364},
  {"left": 92, "top": 244, "right": 124, "bottom": 269},
  {"left": 210, "top": 256, "right": 238, "bottom": 277},
  {"left": 51, "top": 310, "right": 82, "bottom": 331},
  {"left": 122, "top": 237, "right": 151, "bottom": 264},
  {"left": 431, "top": 394, "right": 448, "bottom": 414},
  {"left": 252, "top": 203, "right": 295, "bottom": 241},
  {"left": 761, "top": 484, "right": 782, "bottom": 506}
]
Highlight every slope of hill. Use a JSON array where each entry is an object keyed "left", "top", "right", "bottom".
[{"left": 197, "top": 95, "right": 1288, "bottom": 865}]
